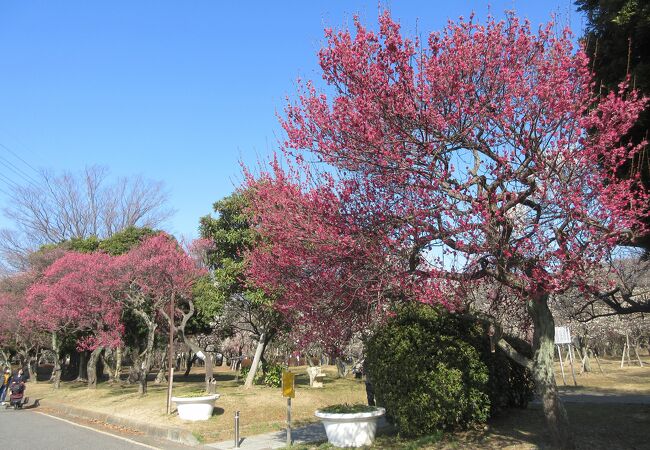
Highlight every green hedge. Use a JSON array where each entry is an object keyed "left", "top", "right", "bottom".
[
  {"left": 365, "top": 304, "right": 534, "bottom": 437},
  {"left": 240, "top": 362, "right": 283, "bottom": 387}
]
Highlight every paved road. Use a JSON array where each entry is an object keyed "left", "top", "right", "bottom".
[{"left": 0, "top": 405, "right": 186, "bottom": 449}]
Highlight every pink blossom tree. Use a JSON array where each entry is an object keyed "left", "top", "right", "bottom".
[
  {"left": 24, "top": 251, "right": 124, "bottom": 388},
  {"left": 245, "top": 164, "right": 404, "bottom": 358},
  {"left": 0, "top": 273, "right": 51, "bottom": 378},
  {"left": 118, "top": 233, "right": 205, "bottom": 395},
  {"left": 247, "top": 12, "right": 648, "bottom": 447}
]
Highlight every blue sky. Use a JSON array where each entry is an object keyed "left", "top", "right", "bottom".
[{"left": 0, "top": 1, "right": 583, "bottom": 240}]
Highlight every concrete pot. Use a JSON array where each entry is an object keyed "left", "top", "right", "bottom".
[
  {"left": 172, "top": 394, "right": 220, "bottom": 421},
  {"left": 315, "top": 407, "right": 385, "bottom": 447}
]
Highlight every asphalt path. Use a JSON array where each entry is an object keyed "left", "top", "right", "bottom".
[{"left": 0, "top": 404, "right": 186, "bottom": 449}]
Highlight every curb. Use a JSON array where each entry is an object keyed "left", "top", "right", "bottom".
[{"left": 37, "top": 399, "right": 201, "bottom": 446}]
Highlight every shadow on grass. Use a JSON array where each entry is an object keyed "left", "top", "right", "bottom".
[
  {"left": 173, "top": 372, "right": 238, "bottom": 384},
  {"left": 292, "top": 404, "right": 650, "bottom": 449},
  {"left": 23, "top": 398, "right": 41, "bottom": 409}
]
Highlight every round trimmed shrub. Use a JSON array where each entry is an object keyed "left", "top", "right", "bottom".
[
  {"left": 365, "top": 305, "right": 490, "bottom": 436},
  {"left": 365, "top": 304, "right": 534, "bottom": 437}
]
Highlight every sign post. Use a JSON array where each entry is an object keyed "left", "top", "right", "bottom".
[
  {"left": 282, "top": 370, "right": 295, "bottom": 447},
  {"left": 554, "top": 326, "right": 577, "bottom": 386}
]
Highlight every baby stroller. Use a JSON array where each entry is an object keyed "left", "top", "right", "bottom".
[{"left": 8, "top": 380, "right": 25, "bottom": 409}]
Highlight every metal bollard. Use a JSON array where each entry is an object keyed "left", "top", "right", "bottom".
[{"left": 234, "top": 410, "right": 240, "bottom": 448}]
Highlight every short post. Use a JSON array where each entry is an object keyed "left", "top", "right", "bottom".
[
  {"left": 556, "top": 345, "right": 566, "bottom": 386},
  {"left": 282, "top": 370, "right": 295, "bottom": 447},
  {"left": 234, "top": 410, "right": 240, "bottom": 448},
  {"left": 287, "top": 397, "right": 292, "bottom": 447},
  {"left": 567, "top": 344, "right": 578, "bottom": 387}
]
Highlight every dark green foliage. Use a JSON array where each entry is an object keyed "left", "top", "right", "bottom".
[
  {"left": 577, "top": 0, "right": 650, "bottom": 249},
  {"left": 365, "top": 305, "right": 534, "bottom": 437},
  {"left": 198, "top": 192, "right": 283, "bottom": 339},
  {"left": 68, "top": 236, "right": 100, "bottom": 253},
  {"left": 477, "top": 334, "right": 535, "bottom": 413},
  {"left": 240, "top": 362, "right": 284, "bottom": 387},
  {"left": 319, "top": 404, "right": 379, "bottom": 414},
  {"left": 98, "top": 226, "right": 157, "bottom": 255},
  {"left": 198, "top": 192, "right": 267, "bottom": 312},
  {"left": 261, "top": 363, "right": 283, "bottom": 388},
  {"left": 240, "top": 366, "right": 252, "bottom": 380}
]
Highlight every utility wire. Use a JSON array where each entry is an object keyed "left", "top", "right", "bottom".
[
  {"left": 0, "top": 142, "right": 40, "bottom": 175},
  {"left": 0, "top": 172, "right": 21, "bottom": 190},
  {"left": 0, "top": 154, "right": 41, "bottom": 188}
]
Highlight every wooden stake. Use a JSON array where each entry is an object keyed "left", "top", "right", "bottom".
[
  {"left": 594, "top": 352, "right": 604, "bottom": 374},
  {"left": 557, "top": 345, "right": 567, "bottom": 386},
  {"left": 626, "top": 36, "right": 632, "bottom": 76},
  {"left": 633, "top": 344, "right": 644, "bottom": 367},
  {"left": 568, "top": 344, "right": 578, "bottom": 386}
]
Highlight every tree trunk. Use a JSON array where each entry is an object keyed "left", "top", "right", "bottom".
[
  {"left": 0, "top": 349, "right": 8, "bottom": 367},
  {"left": 244, "top": 332, "right": 266, "bottom": 389},
  {"left": 335, "top": 357, "right": 350, "bottom": 378},
  {"left": 87, "top": 347, "right": 103, "bottom": 389},
  {"left": 76, "top": 351, "right": 89, "bottom": 382},
  {"left": 101, "top": 352, "right": 114, "bottom": 381},
  {"left": 184, "top": 353, "right": 196, "bottom": 377},
  {"left": 113, "top": 346, "right": 123, "bottom": 382},
  {"left": 205, "top": 353, "right": 215, "bottom": 393},
  {"left": 138, "top": 322, "right": 157, "bottom": 395},
  {"left": 528, "top": 296, "right": 574, "bottom": 449},
  {"left": 154, "top": 350, "right": 167, "bottom": 384},
  {"left": 51, "top": 333, "right": 62, "bottom": 389},
  {"left": 578, "top": 336, "right": 591, "bottom": 373},
  {"left": 28, "top": 351, "right": 39, "bottom": 384},
  {"left": 155, "top": 363, "right": 167, "bottom": 384},
  {"left": 127, "top": 348, "right": 141, "bottom": 384}
]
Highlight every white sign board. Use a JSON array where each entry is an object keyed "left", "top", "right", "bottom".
[{"left": 554, "top": 327, "right": 571, "bottom": 345}]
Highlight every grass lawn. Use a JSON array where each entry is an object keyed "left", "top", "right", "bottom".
[
  {"left": 27, "top": 364, "right": 367, "bottom": 443},
  {"left": 25, "top": 357, "right": 650, "bottom": 448}
]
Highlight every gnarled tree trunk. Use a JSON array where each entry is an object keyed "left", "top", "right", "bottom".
[
  {"left": 335, "top": 357, "right": 350, "bottom": 378},
  {"left": 87, "top": 347, "right": 104, "bottom": 389},
  {"left": 497, "top": 294, "right": 574, "bottom": 449},
  {"left": 51, "top": 333, "right": 62, "bottom": 389},
  {"left": 76, "top": 351, "right": 89, "bottom": 382},
  {"left": 529, "top": 295, "right": 574, "bottom": 449},
  {"left": 139, "top": 322, "right": 156, "bottom": 395},
  {"left": 244, "top": 332, "right": 266, "bottom": 389},
  {"left": 113, "top": 346, "right": 123, "bottom": 382},
  {"left": 127, "top": 348, "right": 142, "bottom": 384}
]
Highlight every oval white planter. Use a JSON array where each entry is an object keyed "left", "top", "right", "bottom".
[
  {"left": 315, "top": 407, "right": 385, "bottom": 448},
  {"left": 172, "top": 394, "right": 220, "bottom": 421}
]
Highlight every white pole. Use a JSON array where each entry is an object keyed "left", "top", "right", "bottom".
[
  {"left": 557, "top": 345, "right": 567, "bottom": 386},
  {"left": 567, "top": 344, "right": 578, "bottom": 386}
]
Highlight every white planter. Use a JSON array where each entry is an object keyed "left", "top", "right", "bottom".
[
  {"left": 172, "top": 394, "right": 220, "bottom": 421},
  {"left": 315, "top": 407, "right": 385, "bottom": 448}
]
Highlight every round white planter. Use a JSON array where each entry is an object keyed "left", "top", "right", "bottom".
[
  {"left": 172, "top": 394, "right": 220, "bottom": 421},
  {"left": 315, "top": 407, "right": 385, "bottom": 448}
]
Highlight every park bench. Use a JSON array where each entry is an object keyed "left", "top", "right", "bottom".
[{"left": 306, "top": 366, "right": 327, "bottom": 388}]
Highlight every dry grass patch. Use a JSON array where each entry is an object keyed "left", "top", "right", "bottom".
[
  {"left": 27, "top": 364, "right": 366, "bottom": 442},
  {"left": 553, "top": 356, "right": 650, "bottom": 395},
  {"left": 25, "top": 356, "right": 650, "bottom": 447}
]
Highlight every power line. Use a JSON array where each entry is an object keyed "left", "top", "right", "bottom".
[
  {"left": 0, "top": 172, "right": 21, "bottom": 190},
  {"left": 0, "top": 142, "right": 40, "bottom": 175},
  {"left": 0, "top": 184, "right": 12, "bottom": 198},
  {"left": 0, "top": 154, "right": 41, "bottom": 187}
]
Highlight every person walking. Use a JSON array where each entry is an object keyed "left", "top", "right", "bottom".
[{"left": 0, "top": 367, "right": 10, "bottom": 405}]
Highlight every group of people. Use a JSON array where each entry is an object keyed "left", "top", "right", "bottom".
[{"left": 0, "top": 367, "right": 27, "bottom": 406}]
